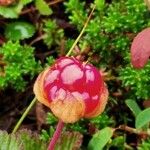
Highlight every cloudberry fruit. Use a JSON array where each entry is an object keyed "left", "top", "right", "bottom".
[
  {"left": 34, "top": 57, "right": 108, "bottom": 123},
  {"left": 131, "top": 28, "right": 150, "bottom": 69}
]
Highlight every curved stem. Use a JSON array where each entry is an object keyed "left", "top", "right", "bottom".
[
  {"left": 12, "top": 97, "right": 37, "bottom": 133},
  {"left": 48, "top": 120, "right": 64, "bottom": 150},
  {"left": 66, "top": 4, "right": 96, "bottom": 57}
]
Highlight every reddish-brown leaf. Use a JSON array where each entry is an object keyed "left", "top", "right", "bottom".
[
  {"left": 0, "top": 0, "right": 15, "bottom": 6},
  {"left": 131, "top": 28, "right": 150, "bottom": 68}
]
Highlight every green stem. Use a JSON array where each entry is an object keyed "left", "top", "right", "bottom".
[
  {"left": 66, "top": 4, "right": 96, "bottom": 57},
  {"left": 12, "top": 97, "right": 37, "bottom": 133}
]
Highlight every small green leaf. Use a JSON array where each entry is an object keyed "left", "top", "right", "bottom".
[
  {"left": 35, "top": 0, "right": 52, "bottom": 15},
  {"left": 88, "top": 127, "right": 113, "bottom": 150},
  {"left": 125, "top": 99, "right": 141, "bottom": 117},
  {"left": 0, "top": 130, "right": 20, "bottom": 150},
  {"left": 0, "top": 4, "right": 22, "bottom": 18},
  {"left": 0, "top": 0, "right": 32, "bottom": 18},
  {"left": 0, "top": 130, "right": 47, "bottom": 150},
  {"left": 5, "top": 22, "right": 35, "bottom": 40},
  {"left": 136, "top": 108, "right": 150, "bottom": 129},
  {"left": 21, "top": 0, "right": 33, "bottom": 5}
]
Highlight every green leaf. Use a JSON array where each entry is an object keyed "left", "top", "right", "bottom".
[
  {"left": 88, "top": 127, "right": 113, "bottom": 150},
  {"left": 0, "top": 130, "right": 19, "bottom": 150},
  {"left": 0, "top": 4, "right": 23, "bottom": 18},
  {"left": 110, "top": 136, "right": 125, "bottom": 149},
  {"left": 125, "top": 99, "right": 142, "bottom": 117},
  {"left": 35, "top": 0, "right": 52, "bottom": 15},
  {"left": 21, "top": 0, "right": 33, "bottom": 5},
  {"left": 135, "top": 108, "right": 150, "bottom": 129},
  {"left": 0, "top": 130, "right": 47, "bottom": 150},
  {"left": 5, "top": 22, "right": 35, "bottom": 40},
  {"left": 55, "top": 131, "right": 83, "bottom": 150},
  {"left": 0, "top": 0, "right": 32, "bottom": 18},
  {"left": 18, "top": 130, "right": 46, "bottom": 150}
]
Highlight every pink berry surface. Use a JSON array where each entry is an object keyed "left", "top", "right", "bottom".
[{"left": 34, "top": 57, "right": 108, "bottom": 123}]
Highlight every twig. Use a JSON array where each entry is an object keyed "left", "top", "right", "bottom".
[
  {"left": 66, "top": 5, "right": 96, "bottom": 56},
  {"left": 29, "top": 34, "right": 45, "bottom": 45},
  {"left": 12, "top": 97, "right": 37, "bottom": 133},
  {"left": 117, "top": 125, "right": 150, "bottom": 136}
]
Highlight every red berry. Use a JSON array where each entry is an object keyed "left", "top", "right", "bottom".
[
  {"left": 34, "top": 57, "right": 108, "bottom": 123},
  {"left": 131, "top": 28, "right": 150, "bottom": 68}
]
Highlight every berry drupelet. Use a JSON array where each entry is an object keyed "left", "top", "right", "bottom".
[{"left": 34, "top": 57, "right": 108, "bottom": 123}]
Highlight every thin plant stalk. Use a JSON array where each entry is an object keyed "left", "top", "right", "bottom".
[
  {"left": 66, "top": 4, "right": 96, "bottom": 57},
  {"left": 48, "top": 120, "right": 64, "bottom": 150},
  {"left": 12, "top": 4, "right": 96, "bottom": 133},
  {"left": 12, "top": 97, "right": 37, "bottom": 133}
]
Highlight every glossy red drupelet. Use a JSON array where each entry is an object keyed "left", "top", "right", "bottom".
[{"left": 34, "top": 57, "right": 108, "bottom": 123}]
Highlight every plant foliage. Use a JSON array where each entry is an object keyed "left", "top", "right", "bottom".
[
  {"left": 5, "top": 22, "right": 36, "bottom": 41},
  {"left": 1, "top": 0, "right": 150, "bottom": 149},
  {"left": 0, "top": 0, "right": 33, "bottom": 18},
  {"left": 88, "top": 127, "right": 114, "bottom": 150},
  {"left": 35, "top": 0, "right": 52, "bottom": 15},
  {"left": 42, "top": 20, "right": 64, "bottom": 49},
  {"left": 0, "top": 41, "right": 42, "bottom": 91},
  {"left": 0, "top": 130, "right": 47, "bottom": 150}
]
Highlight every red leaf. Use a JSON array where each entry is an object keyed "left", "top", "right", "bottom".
[{"left": 131, "top": 28, "right": 150, "bottom": 68}]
